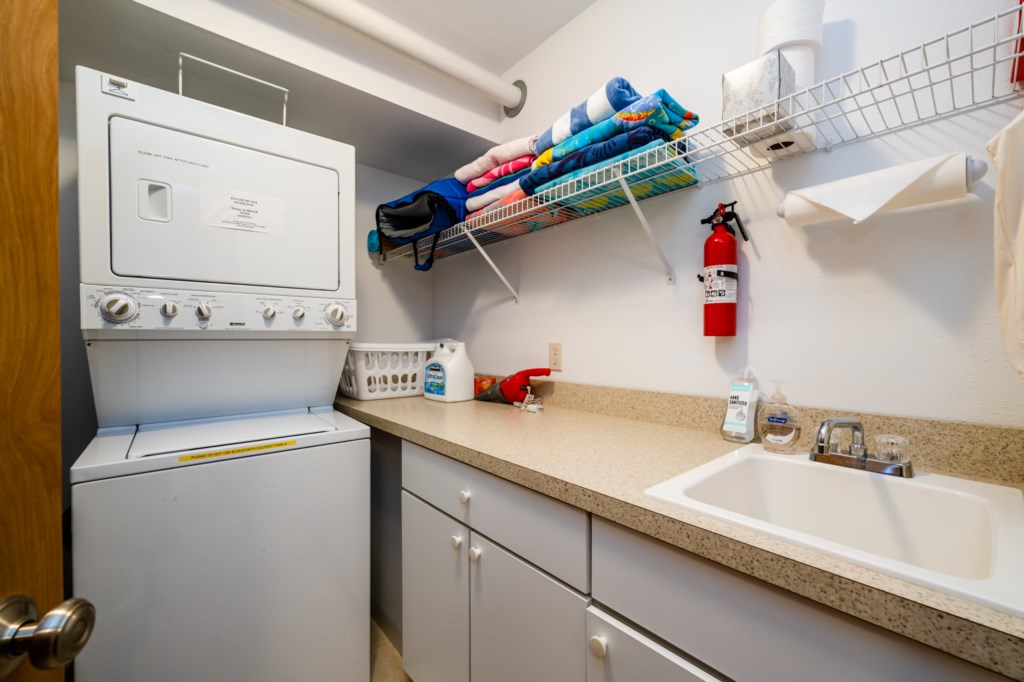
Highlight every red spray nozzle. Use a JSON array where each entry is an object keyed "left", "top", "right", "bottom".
[{"left": 500, "top": 368, "right": 551, "bottom": 404}]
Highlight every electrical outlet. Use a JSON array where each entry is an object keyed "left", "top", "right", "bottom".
[{"left": 548, "top": 342, "right": 563, "bottom": 372}]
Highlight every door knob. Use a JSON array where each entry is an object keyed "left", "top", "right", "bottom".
[{"left": 0, "top": 595, "right": 96, "bottom": 680}]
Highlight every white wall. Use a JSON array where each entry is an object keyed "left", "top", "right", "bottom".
[{"left": 431, "top": 0, "right": 1024, "bottom": 427}]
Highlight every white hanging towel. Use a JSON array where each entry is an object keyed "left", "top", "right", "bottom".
[
  {"left": 986, "top": 109, "right": 1024, "bottom": 378},
  {"left": 781, "top": 152, "right": 968, "bottom": 227}
]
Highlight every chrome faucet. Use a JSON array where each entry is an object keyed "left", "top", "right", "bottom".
[{"left": 809, "top": 418, "right": 914, "bottom": 478}]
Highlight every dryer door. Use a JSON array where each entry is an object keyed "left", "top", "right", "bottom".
[{"left": 108, "top": 117, "right": 340, "bottom": 291}]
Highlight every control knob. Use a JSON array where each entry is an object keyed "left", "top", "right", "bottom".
[
  {"left": 262, "top": 306, "right": 277, "bottom": 321},
  {"left": 159, "top": 301, "right": 179, "bottom": 318},
  {"left": 97, "top": 293, "right": 138, "bottom": 324},
  {"left": 292, "top": 306, "right": 306, "bottom": 320},
  {"left": 195, "top": 303, "right": 213, "bottom": 321},
  {"left": 324, "top": 303, "right": 348, "bottom": 328}
]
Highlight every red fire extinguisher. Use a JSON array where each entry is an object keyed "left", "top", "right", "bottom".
[{"left": 698, "top": 201, "right": 749, "bottom": 337}]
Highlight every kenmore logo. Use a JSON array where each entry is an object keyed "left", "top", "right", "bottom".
[{"left": 229, "top": 322, "right": 246, "bottom": 326}]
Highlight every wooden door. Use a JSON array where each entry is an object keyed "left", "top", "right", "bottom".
[{"left": 0, "top": 0, "right": 63, "bottom": 680}]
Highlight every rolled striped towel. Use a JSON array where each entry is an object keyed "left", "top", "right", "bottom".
[{"left": 534, "top": 77, "right": 642, "bottom": 156}]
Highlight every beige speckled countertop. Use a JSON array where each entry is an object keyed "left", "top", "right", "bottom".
[{"left": 335, "top": 395, "right": 1024, "bottom": 679}]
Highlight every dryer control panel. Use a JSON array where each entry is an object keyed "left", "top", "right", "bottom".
[{"left": 81, "top": 284, "right": 356, "bottom": 334}]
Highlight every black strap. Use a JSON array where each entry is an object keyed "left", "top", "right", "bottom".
[{"left": 413, "top": 232, "right": 442, "bottom": 272}]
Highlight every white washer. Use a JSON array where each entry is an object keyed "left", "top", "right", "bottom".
[
  {"left": 71, "top": 409, "right": 369, "bottom": 681},
  {"left": 70, "top": 66, "right": 368, "bottom": 680}
]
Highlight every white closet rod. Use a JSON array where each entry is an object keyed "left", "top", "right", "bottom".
[{"left": 292, "top": 0, "right": 526, "bottom": 110}]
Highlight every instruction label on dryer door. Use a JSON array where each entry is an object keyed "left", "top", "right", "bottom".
[
  {"left": 201, "top": 184, "right": 285, "bottom": 234},
  {"left": 178, "top": 439, "right": 296, "bottom": 463}
]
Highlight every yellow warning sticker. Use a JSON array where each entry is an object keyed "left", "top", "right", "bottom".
[{"left": 178, "top": 439, "right": 297, "bottom": 463}]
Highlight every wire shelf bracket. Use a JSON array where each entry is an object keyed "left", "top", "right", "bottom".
[
  {"left": 462, "top": 224, "right": 519, "bottom": 303},
  {"left": 616, "top": 172, "right": 676, "bottom": 285}
]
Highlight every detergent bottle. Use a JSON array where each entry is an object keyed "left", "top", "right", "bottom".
[{"left": 424, "top": 340, "right": 475, "bottom": 402}]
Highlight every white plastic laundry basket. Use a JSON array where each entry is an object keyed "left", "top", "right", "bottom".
[{"left": 339, "top": 342, "right": 435, "bottom": 400}]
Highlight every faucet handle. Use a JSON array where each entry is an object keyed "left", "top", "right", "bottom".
[{"left": 873, "top": 434, "right": 911, "bottom": 463}]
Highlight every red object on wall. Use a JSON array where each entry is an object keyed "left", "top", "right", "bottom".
[
  {"left": 703, "top": 225, "right": 739, "bottom": 336},
  {"left": 1014, "top": 0, "right": 1024, "bottom": 84},
  {"left": 699, "top": 202, "right": 749, "bottom": 338}
]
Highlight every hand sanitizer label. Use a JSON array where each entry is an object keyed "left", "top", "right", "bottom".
[
  {"left": 724, "top": 382, "right": 755, "bottom": 431},
  {"left": 424, "top": 362, "right": 446, "bottom": 396}
]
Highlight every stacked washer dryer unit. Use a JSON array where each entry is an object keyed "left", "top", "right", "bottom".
[{"left": 70, "top": 66, "right": 369, "bottom": 681}]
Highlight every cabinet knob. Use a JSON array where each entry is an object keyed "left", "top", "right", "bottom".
[
  {"left": 458, "top": 490, "right": 471, "bottom": 504},
  {"left": 588, "top": 635, "right": 609, "bottom": 659},
  {"left": 450, "top": 535, "right": 463, "bottom": 550},
  {"left": 468, "top": 547, "right": 482, "bottom": 562}
]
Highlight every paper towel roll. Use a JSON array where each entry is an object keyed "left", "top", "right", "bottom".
[
  {"left": 757, "top": 0, "right": 825, "bottom": 53},
  {"left": 758, "top": 0, "right": 825, "bottom": 90},
  {"left": 780, "top": 44, "right": 818, "bottom": 91},
  {"left": 780, "top": 153, "right": 972, "bottom": 227}
]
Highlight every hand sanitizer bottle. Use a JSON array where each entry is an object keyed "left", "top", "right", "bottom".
[
  {"left": 721, "top": 369, "right": 758, "bottom": 443},
  {"left": 756, "top": 380, "right": 803, "bottom": 454}
]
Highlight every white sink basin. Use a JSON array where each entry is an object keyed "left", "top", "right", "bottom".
[{"left": 646, "top": 445, "right": 1024, "bottom": 616}]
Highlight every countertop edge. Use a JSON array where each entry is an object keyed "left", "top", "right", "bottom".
[{"left": 338, "top": 401, "right": 1024, "bottom": 679}]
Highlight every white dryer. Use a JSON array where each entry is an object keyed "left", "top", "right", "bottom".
[{"left": 70, "top": 66, "right": 369, "bottom": 681}]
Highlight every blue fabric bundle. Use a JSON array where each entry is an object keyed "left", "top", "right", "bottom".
[
  {"left": 534, "top": 77, "right": 642, "bottom": 156},
  {"left": 372, "top": 173, "right": 525, "bottom": 271}
]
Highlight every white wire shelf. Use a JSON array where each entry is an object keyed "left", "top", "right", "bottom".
[{"left": 380, "top": 5, "right": 1024, "bottom": 271}]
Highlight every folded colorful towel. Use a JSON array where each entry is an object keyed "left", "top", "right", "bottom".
[
  {"left": 521, "top": 127, "right": 670, "bottom": 195},
  {"left": 455, "top": 137, "right": 537, "bottom": 184},
  {"left": 534, "top": 77, "right": 642, "bottom": 156},
  {"left": 466, "top": 173, "right": 527, "bottom": 212},
  {"left": 534, "top": 91, "right": 698, "bottom": 170},
  {"left": 467, "top": 155, "right": 535, "bottom": 192},
  {"left": 467, "top": 188, "right": 532, "bottom": 219}
]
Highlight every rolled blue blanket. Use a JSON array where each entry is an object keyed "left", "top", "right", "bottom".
[{"left": 534, "top": 77, "right": 642, "bottom": 156}]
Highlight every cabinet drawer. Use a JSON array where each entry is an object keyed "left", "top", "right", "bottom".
[
  {"left": 586, "top": 607, "right": 723, "bottom": 682},
  {"left": 403, "top": 440, "right": 590, "bottom": 592},
  {"left": 592, "top": 517, "right": 1005, "bottom": 682}
]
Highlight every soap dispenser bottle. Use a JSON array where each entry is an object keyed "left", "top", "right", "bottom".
[
  {"left": 721, "top": 369, "right": 758, "bottom": 443},
  {"left": 757, "top": 380, "right": 803, "bottom": 454}
]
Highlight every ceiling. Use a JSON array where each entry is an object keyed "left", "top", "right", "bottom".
[
  {"left": 58, "top": 0, "right": 597, "bottom": 180},
  {"left": 361, "top": 0, "right": 598, "bottom": 74}
]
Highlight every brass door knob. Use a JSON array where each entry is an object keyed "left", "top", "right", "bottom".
[{"left": 0, "top": 595, "right": 96, "bottom": 680}]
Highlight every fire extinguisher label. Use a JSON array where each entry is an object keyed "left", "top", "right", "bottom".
[{"left": 703, "top": 265, "right": 738, "bottom": 304}]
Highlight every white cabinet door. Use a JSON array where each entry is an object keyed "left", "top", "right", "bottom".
[
  {"left": 401, "top": 492, "right": 469, "bottom": 682},
  {"left": 585, "top": 607, "right": 724, "bottom": 682},
  {"left": 470, "top": 532, "right": 588, "bottom": 682}
]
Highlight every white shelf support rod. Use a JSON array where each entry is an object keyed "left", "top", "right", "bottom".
[
  {"left": 461, "top": 226, "right": 519, "bottom": 304},
  {"left": 616, "top": 175, "right": 676, "bottom": 285}
]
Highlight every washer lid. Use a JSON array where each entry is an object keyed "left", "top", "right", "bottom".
[{"left": 128, "top": 409, "right": 335, "bottom": 459}]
